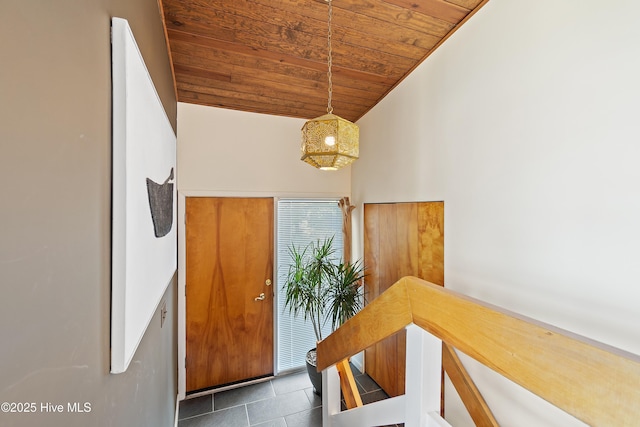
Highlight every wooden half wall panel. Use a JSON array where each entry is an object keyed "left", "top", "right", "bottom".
[{"left": 364, "top": 201, "right": 444, "bottom": 397}]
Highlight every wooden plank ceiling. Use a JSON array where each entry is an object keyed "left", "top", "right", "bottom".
[{"left": 160, "top": 0, "right": 489, "bottom": 122}]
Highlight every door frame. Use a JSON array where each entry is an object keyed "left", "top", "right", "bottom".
[{"left": 177, "top": 190, "right": 348, "bottom": 400}]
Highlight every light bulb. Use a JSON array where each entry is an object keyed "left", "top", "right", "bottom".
[{"left": 324, "top": 135, "right": 336, "bottom": 146}]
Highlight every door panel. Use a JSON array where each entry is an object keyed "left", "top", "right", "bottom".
[
  {"left": 364, "top": 201, "right": 444, "bottom": 397},
  {"left": 418, "top": 202, "right": 445, "bottom": 285},
  {"left": 185, "top": 197, "right": 274, "bottom": 392}
]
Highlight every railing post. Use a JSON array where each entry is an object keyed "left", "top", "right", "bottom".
[
  {"left": 405, "top": 324, "right": 443, "bottom": 427},
  {"left": 322, "top": 365, "right": 341, "bottom": 427}
]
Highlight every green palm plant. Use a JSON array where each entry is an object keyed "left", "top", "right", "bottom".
[{"left": 283, "top": 236, "right": 365, "bottom": 342}]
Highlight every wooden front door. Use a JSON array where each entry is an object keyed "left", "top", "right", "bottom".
[
  {"left": 364, "top": 201, "right": 444, "bottom": 397},
  {"left": 185, "top": 197, "right": 274, "bottom": 392}
]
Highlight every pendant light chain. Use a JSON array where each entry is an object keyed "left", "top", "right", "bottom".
[
  {"left": 326, "top": 0, "right": 333, "bottom": 114},
  {"left": 300, "top": 0, "right": 358, "bottom": 171}
]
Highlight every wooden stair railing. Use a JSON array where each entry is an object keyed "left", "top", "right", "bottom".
[
  {"left": 443, "top": 343, "right": 498, "bottom": 426},
  {"left": 317, "top": 276, "right": 640, "bottom": 426},
  {"left": 336, "top": 359, "right": 363, "bottom": 409}
]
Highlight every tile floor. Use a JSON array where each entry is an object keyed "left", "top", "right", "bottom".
[{"left": 178, "top": 366, "right": 402, "bottom": 427}]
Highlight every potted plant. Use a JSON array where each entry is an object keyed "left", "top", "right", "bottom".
[{"left": 282, "top": 236, "right": 365, "bottom": 395}]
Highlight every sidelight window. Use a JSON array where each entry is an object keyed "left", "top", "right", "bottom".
[{"left": 276, "top": 199, "right": 344, "bottom": 372}]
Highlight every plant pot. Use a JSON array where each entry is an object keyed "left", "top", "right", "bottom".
[{"left": 306, "top": 348, "right": 322, "bottom": 396}]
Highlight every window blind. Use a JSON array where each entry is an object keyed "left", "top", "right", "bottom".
[{"left": 276, "top": 199, "right": 344, "bottom": 372}]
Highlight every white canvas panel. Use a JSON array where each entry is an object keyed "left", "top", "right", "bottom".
[{"left": 111, "top": 17, "right": 177, "bottom": 373}]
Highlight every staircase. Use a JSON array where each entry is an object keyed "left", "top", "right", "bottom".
[{"left": 316, "top": 276, "right": 640, "bottom": 426}]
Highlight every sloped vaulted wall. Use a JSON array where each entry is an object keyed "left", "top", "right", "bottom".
[{"left": 352, "top": 0, "right": 640, "bottom": 425}]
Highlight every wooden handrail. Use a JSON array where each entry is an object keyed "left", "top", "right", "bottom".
[{"left": 317, "top": 276, "right": 640, "bottom": 426}]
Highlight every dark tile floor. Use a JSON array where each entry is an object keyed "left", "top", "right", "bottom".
[{"left": 178, "top": 366, "right": 402, "bottom": 427}]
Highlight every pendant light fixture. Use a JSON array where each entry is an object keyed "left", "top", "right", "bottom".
[{"left": 301, "top": 0, "right": 359, "bottom": 171}]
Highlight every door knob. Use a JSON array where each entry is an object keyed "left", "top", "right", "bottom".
[{"left": 254, "top": 292, "right": 266, "bottom": 301}]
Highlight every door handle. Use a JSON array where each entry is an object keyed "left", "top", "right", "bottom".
[{"left": 254, "top": 292, "right": 266, "bottom": 301}]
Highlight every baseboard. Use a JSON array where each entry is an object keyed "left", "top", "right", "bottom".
[{"left": 174, "top": 393, "right": 180, "bottom": 427}]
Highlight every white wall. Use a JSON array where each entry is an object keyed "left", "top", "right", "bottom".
[
  {"left": 353, "top": 0, "right": 640, "bottom": 425},
  {"left": 177, "top": 103, "right": 351, "bottom": 196}
]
